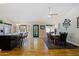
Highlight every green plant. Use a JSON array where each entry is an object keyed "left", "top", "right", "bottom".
[{"left": 0, "top": 20, "right": 3, "bottom": 23}]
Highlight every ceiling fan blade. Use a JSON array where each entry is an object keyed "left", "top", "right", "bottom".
[{"left": 48, "top": 13, "right": 58, "bottom": 16}]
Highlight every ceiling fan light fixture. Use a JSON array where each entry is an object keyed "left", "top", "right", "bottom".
[{"left": 48, "top": 7, "right": 58, "bottom": 18}]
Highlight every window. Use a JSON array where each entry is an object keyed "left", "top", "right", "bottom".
[{"left": 46, "top": 25, "right": 55, "bottom": 33}]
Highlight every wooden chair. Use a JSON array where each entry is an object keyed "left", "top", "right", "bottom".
[
  {"left": 59, "top": 32, "right": 68, "bottom": 45},
  {"left": 47, "top": 32, "right": 54, "bottom": 43}
]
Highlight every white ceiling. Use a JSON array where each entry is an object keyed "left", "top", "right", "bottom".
[{"left": 0, "top": 3, "right": 78, "bottom": 24}]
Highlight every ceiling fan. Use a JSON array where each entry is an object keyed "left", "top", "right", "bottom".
[{"left": 48, "top": 7, "right": 58, "bottom": 17}]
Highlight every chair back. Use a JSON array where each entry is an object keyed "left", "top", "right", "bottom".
[{"left": 60, "top": 32, "right": 68, "bottom": 41}]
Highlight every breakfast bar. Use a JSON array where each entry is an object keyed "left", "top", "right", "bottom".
[{"left": 0, "top": 34, "right": 20, "bottom": 50}]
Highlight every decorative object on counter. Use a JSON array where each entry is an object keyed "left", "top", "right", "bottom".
[
  {"left": 63, "top": 19, "right": 71, "bottom": 30},
  {"left": 77, "top": 17, "right": 79, "bottom": 28},
  {"left": 40, "top": 25, "right": 45, "bottom": 30},
  {"left": 0, "top": 30, "right": 4, "bottom": 33}
]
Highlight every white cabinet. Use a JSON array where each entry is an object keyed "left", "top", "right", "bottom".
[
  {"left": 0, "top": 23, "right": 12, "bottom": 35},
  {"left": 0, "top": 24, "right": 4, "bottom": 35},
  {"left": 4, "top": 24, "right": 11, "bottom": 34}
]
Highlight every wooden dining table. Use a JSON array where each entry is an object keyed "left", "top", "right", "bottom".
[{"left": 50, "top": 33, "right": 60, "bottom": 45}]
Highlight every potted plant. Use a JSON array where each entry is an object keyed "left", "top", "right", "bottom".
[
  {"left": 0, "top": 20, "right": 3, "bottom": 23},
  {"left": 63, "top": 19, "right": 71, "bottom": 31}
]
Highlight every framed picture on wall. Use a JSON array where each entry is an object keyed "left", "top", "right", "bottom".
[
  {"left": 40, "top": 25, "right": 45, "bottom": 30},
  {"left": 19, "top": 25, "right": 27, "bottom": 32},
  {"left": 77, "top": 17, "right": 79, "bottom": 28}
]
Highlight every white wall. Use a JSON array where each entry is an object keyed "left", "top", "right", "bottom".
[
  {"left": 0, "top": 4, "right": 15, "bottom": 24},
  {"left": 60, "top": 4, "right": 79, "bottom": 46}
]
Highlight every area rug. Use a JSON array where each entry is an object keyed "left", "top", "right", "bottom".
[{"left": 44, "top": 38, "right": 79, "bottom": 49}]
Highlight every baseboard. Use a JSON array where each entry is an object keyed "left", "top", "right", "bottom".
[{"left": 67, "top": 40, "right": 79, "bottom": 46}]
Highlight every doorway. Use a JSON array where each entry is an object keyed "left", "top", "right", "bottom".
[{"left": 33, "top": 25, "right": 39, "bottom": 37}]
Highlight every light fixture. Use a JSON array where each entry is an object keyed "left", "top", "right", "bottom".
[{"left": 48, "top": 7, "right": 58, "bottom": 18}]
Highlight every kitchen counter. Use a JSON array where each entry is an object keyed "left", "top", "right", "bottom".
[{"left": 0, "top": 34, "right": 20, "bottom": 50}]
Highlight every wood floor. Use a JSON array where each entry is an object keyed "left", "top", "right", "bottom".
[{"left": 0, "top": 36, "right": 79, "bottom": 56}]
